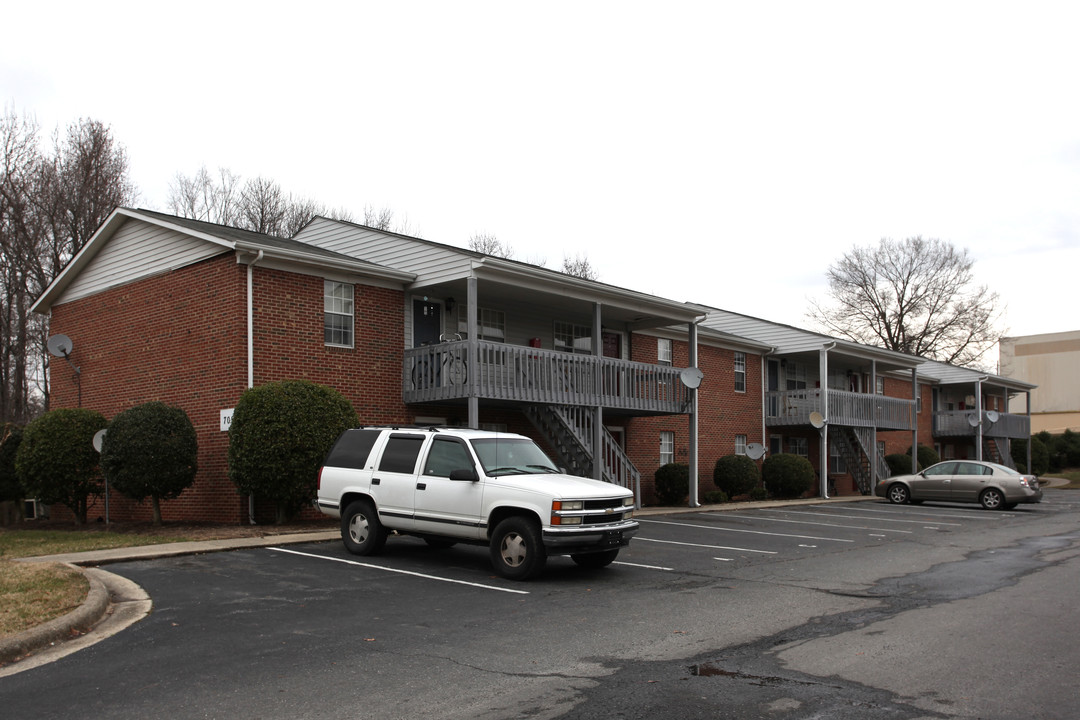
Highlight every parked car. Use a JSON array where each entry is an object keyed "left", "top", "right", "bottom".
[{"left": 875, "top": 460, "right": 1042, "bottom": 510}]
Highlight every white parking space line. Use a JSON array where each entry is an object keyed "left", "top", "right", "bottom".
[
  {"left": 268, "top": 547, "right": 530, "bottom": 595},
  {"left": 614, "top": 561, "right": 673, "bottom": 571},
  {"left": 739, "top": 511, "right": 914, "bottom": 534},
  {"left": 835, "top": 506, "right": 1001, "bottom": 522},
  {"left": 635, "top": 536, "right": 777, "bottom": 554},
  {"left": 640, "top": 518, "right": 854, "bottom": 544}
]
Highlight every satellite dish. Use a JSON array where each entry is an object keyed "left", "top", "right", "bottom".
[
  {"left": 93, "top": 429, "right": 107, "bottom": 453},
  {"left": 745, "top": 442, "right": 766, "bottom": 460},
  {"left": 47, "top": 334, "right": 73, "bottom": 358},
  {"left": 679, "top": 367, "right": 704, "bottom": 389},
  {"left": 986, "top": 411, "right": 1000, "bottom": 424},
  {"left": 967, "top": 413, "right": 981, "bottom": 427},
  {"left": 809, "top": 411, "right": 826, "bottom": 429}
]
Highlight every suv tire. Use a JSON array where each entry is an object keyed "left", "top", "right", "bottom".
[
  {"left": 490, "top": 516, "right": 547, "bottom": 580},
  {"left": 341, "top": 499, "right": 388, "bottom": 555}
]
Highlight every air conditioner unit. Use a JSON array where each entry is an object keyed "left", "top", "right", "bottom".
[{"left": 23, "top": 498, "right": 42, "bottom": 519}]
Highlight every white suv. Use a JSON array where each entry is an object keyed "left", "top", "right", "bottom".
[{"left": 316, "top": 427, "right": 638, "bottom": 580}]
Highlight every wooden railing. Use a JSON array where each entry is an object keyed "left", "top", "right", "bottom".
[
  {"left": 766, "top": 389, "right": 915, "bottom": 430},
  {"left": 403, "top": 340, "right": 691, "bottom": 414},
  {"left": 933, "top": 411, "right": 1030, "bottom": 439}
]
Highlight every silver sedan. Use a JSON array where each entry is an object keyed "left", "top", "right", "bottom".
[{"left": 875, "top": 460, "right": 1042, "bottom": 510}]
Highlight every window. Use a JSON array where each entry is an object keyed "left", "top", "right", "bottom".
[
  {"left": 657, "top": 338, "right": 672, "bottom": 366},
  {"left": 769, "top": 435, "right": 783, "bottom": 456},
  {"left": 378, "top": 435, "right": 425, "bottom": 474},
  {"left": 734, "top": 352, "right": 746, "bottom": 392},
  {"left": 458, "top": 307, "right": 506, "bottom": 342},
  {"left": 830, "top": 442, "right": 846, "bottom": 474},
  {"left": 876, "top": 376, "right": 885, "bottom": 395},
  {"left": 785, "top": 361, "right": 807, "bottom": 390},
  {"left": 788, "top": 437, "right": 808, "bottom": 457},
  {"left": 324, "top": 281, "right": 354, "bottom": 347},
  {"left": 660, "top": 432, "right": 674, "bottom": 466},
  {"left": 423, "top": 438, "right": 474, "bottom": 477},
  {"left": 735, "top": 435, "right": 747, "bottom": 456},
  {"left": 554, "top": 321, "right": 592, "bottom": 354}
]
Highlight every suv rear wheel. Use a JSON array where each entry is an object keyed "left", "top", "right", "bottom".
[
  {"left": 489, "top": 516, "right": 547, "bottom": 580},
  {"left": 341, "top": 499, "right": 388, "bottom": 555}
]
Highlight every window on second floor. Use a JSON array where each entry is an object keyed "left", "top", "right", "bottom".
[
  {"left": 735, "top": 434, "right": 747, "bottom": 456},
  {"left": 734, "top": 352, "right": 746, "bottom": 392},
  {"left": 457, "top": 307, "right": 506, "bottom": 342},
  {"left": 876, "top": 376, "right": 885, "bottom": 395},
  {"left": 324, "top": 281, "right": 354, "bottom": 347},
  {"left": 657, "top": 338, "right": 672, "bottom": 365},
  {"left": 555, "top": 321, "right": 592, "bottom": 355}
]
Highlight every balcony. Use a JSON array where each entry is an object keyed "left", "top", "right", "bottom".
[
  {"left": 403, "top": 340, "right": 692, "bottom": 414},
  {"left": 766, "top": 389, "right": 916, "bottom": 430},
  {"left": 933, "top": 411, "right": 1030, "bottom": 439}
]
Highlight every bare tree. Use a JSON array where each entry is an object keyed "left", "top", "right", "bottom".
[
  {"left": 562, "top": 253, "right": 599, "bottom": 281},
  {"left": 808, "top": 236, "right": 1003, "bottom": 367},
  {"left": 468, "top": 233, "right": 515, "bottom": 258},
  {"left": 167, "top": 165, "right": 240, "bottom": 226}
]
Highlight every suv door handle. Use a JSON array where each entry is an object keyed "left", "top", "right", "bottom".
[
  {"left": 417, "top": 483, "right": 427, "bottom": 490},
  {"left": 372, "top": 478, "right": 381, "bottom": 485}
]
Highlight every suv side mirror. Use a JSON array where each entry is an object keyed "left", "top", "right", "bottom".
[{"left": 449, "top": 468, "right": 479, "bottom": 482}]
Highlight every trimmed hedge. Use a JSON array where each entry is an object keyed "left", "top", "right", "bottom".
[
  {"left": 228, "top": 380, "right": 358, "bottom": 523},
  {"left": 713, "top": 454, "right": 760, "bottom": 498},
  {"left": 886, "top": 453, "right": 917, "bottom": 476},
  {"left": 15, "top": 408, "right": 107, "bottom": 524},
  {"left": 762, "top": 454, "right": 814, "bottom": 499},
  {"left": 654, "top": 462, "right": 689, "bottom": 506},
  {"left": 100, "top": 402, "right": 198, "bottom": 525},
  {"left": 907, "top": 444, "right": 940, "bottom": 470}
]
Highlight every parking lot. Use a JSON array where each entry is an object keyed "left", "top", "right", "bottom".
[{"left": 3, "top": 492, "right": 1078, "bottom": 720}]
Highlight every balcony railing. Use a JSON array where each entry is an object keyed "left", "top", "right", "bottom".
[
  {"left": 766, "top": 389, "right": 915, "bottom": 430},
  {"left": 933, "top": 411, "right": 1030, "bottom": 439},
  {"left": 403, "top": 340, "right": 691, "bottom": 414}
]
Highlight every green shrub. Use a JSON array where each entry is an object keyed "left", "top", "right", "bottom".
[
  {"left": 15, "top": 409, "right": 107, "bottom": 524},
  {"left": 229, "top": 380, "right": 358, "bottom": 523},
  {"left": 713, "top": 454, "right": 760, "bottom": 497},
  {"left": 907, "top": 444, "right": 940, "bottom": 470},
  {"left": 702, "top": 489, "right": 729, "bottom": 504},
  {"left": 100, "top": 402, "right": 198, "bottom": 525},
  {"left": 762, "top": 454, "right": 814, "bottom": 499},
  {"left": 1012, "top": 436, "right": 1049, "bottom": 476},
  {"left": 886, "top": 453, "right": 917, "bottom": 476},
  {"left": 654, "top": 462, "right": 689, "bottom": 506},
  {"left": 748, "top": 486, "right": 769, "bottom": 501},
  {"left": 0, "top": 424, "right": 24, "bottom": 506}
]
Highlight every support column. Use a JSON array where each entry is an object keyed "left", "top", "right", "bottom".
[
  {"left": 975, "top": 378, "right": 984, "bottom": 461},
  {"left": 911, "top": 369, "right": 919, "bottom": 474},
  {"left": 819, "top": 346, "right": 830, "bottom": 498},
  {"left": 593, "top": 302, "right": 603, "bottom": 481},
  {"left": 870, "top": 359, "right": 878, "bottom": 490},
  {"left": 467, "top": 277, "right": 479, "bottom": 429}
]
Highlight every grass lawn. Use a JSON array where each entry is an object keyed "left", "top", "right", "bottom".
[
  {"left": 0, "top": 529, "right": 188, "bottom": 559},
  {"left": 1044, "top": 469, "right": 1080, "bottom": 489},
  {"left": 0, "top": 561, "right": 88, "bottom": 638}
]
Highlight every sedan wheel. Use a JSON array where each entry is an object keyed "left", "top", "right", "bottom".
[
  {"left": 980, "top": 488, "right": 1005, "bottom": 510},
  {"left": 886, "top": 483, "right": 910, "bottom": 504}
]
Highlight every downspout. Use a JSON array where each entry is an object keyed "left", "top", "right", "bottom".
[
  {"left": 247, "top": 250, "right": 264, "bottom": 524},
  {"left": 819, "top": 342, "right": 836, "bottom": 499},
  {"left": 975, "top": 376, "right": 987, "bottom": 461},
  {"left": 687, "top": 317, "right": 704, "bottom": 507}
]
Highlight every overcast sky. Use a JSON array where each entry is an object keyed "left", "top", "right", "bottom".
[{"left": 4, "top": 1, "right": 1078, "bottom": 356}]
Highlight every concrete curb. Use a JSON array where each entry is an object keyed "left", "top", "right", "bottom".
[{"left": 0, "top": 564, "right": 109, "bottom": 667}]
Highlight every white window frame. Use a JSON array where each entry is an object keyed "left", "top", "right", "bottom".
[
  {"left": 324, "top": 280, "right": 354, "bottom": 348},
  {"left": 876, "top": 376, "right": 885, "bottom": 395},
  {"left": 660, "top": 431, "right": 675, "bottom": 466},
  {"left": 735, "top": 434, "right": 747, "bottom": 456},
  {"left": 555, "top": 321, "right": 592, "bottom": 355},
  {"left": 734, "top": 351, "right": 746, "bottom": 393},
  {"left": 788, "top": 437, "right": 808, "bottom": 458},
  {"left": 458, "top": 306, "right": 505, "bottom": 342},
  {"left": 830, "top": 442, "right": 846, "bottom": 474},
  {"left": 657, "top": 338, "right": 672, "bottom": 366}
]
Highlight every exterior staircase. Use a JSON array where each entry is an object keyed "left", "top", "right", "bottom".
[
  {"left": 523, "top": 405, "right": 642, "bottom": 506},
  {"left": 831, "top": 426, "right": 889, "bottom": 495},
  {"left": 983, "top": 437, "right": 1016, "bottom": 469}
]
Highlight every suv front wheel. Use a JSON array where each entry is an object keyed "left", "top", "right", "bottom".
[{"left": 489, "top": 516, "right": 547, "bottom": 580}]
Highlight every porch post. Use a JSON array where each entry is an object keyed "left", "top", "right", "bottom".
[
  {"left": 467, "top": 277, "right": 479, "bottom": 429},
  {"left": 975, "top": 378, "right": 984, "bottom": 461},
  {"left": 911, "top": 369, "right": 918, "bottom": 474},
  {"left": 593, "top": 302, "right": 603, "bottom": 481},
  {"left": 870, "top": 359, "right": 877, "bottom": 490},
  {"left": 819, "top": 346, "right": 830, "bottom": 498},
  {"left": 1026, "top": 390, "right": 1032, "bottom": 472},
  {"left": 688, "top": 320, "right": 699, "bottom": 507}
]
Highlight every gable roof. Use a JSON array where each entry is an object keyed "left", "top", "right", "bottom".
[{"left": 32, "top": 208, "right": 415, "bottom": 314}]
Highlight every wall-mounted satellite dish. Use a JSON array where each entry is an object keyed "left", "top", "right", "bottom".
[
  {"left": 745, "top": 442, "right": 766, "bottom": 460},
  {"left": 986, "top": 410, "right": 1000, "bottom": 424},
  {"left": 93, "top": 429, "right": 107, "bottom": 453},
  {"left": 967, "top": 413, "right": 981, "bottom": 427},
  {"left": 679, "top": 367, "right": 704, "bottom": 389},
  {"left": 47, "top": 334, "right": 73, "bottom": 358},
  {"left": 809, "top": 411, "right": 826, "bottom": 429}
]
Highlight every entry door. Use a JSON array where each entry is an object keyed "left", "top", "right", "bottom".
[{"left": 413, "top": 299, "right": 441, "bottom": 347}]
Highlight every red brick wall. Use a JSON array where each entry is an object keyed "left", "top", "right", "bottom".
[
  {"left": 47, "top": 255, "right": 408, "bottom": 524},
  {"left": 625, "top": 338, "right": 763, "bottom": 505}
]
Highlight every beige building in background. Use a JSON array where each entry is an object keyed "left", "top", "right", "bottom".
[{"left": 1000, "top": 330, "right": 1080, "bottom": 434}]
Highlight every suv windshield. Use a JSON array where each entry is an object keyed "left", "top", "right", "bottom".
[{"left": 470, "top": 438, "right": 559, "bottom": 476}]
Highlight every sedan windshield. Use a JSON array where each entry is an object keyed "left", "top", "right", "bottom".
[{"left": 470, "top": 438, "right": 559, "bottom": 476}]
